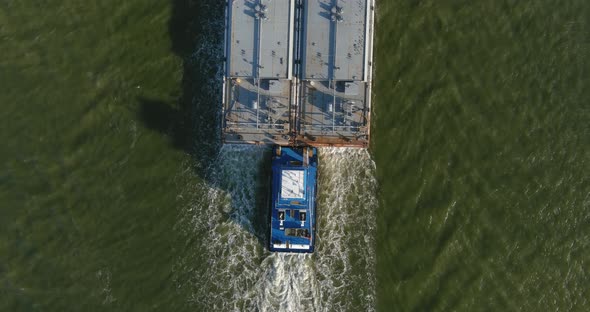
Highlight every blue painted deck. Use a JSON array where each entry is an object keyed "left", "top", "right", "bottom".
[{"left": 269, "top": 146, "right": 318, "bottom": 253}]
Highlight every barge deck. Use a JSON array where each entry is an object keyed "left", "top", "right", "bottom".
[{"left": 223, "top": 0, "right": 375, "bottom": 147}]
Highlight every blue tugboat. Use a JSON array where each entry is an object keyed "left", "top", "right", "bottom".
[{"left": 269, "top": 146, "right": 317, "bottom": 253}]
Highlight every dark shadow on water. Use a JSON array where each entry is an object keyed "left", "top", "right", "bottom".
[
  {"left": 137, "top": 0, "right": 225, "bottom": 177},
  {"left": 136, "top": 0, "right": 269, "bottom": 249},
  {"left": 138, "top": 97, "right": 186, "bottom": 150}
]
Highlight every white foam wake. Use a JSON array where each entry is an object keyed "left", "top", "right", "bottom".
[{"left": 176, "top": 146, "right": 377, "bottom": 311}]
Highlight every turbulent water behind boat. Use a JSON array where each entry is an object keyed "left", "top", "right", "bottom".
[{"left": 175, "top": 146, "right": 377, "bottom": 311}]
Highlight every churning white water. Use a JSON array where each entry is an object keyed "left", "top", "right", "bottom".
[{"left": 176, "top": 146, "right": 377, "bottom": 311}]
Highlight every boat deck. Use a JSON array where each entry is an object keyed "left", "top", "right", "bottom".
[
  {"left": 269, "top": 146, "right": 317, "bottom": 253},
  {"left": 223, "top": 0, "right": 375, "bottom": 147}
]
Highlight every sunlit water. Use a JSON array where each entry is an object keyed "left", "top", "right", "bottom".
[
  {"left": 175, "top": 146, "right": 377, "bottom": 312},
  {"left": 1, "top": 1, "right": 588, "bottom": 311}
]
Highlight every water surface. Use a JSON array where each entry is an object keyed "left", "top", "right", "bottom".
[{"left": 1, "top": 0, "right": 588, "bottom": 311}]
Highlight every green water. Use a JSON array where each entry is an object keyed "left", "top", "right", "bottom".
[
  {"left": 1, "top": 0, "right": 588, "bottom": 311},
  {"left": 374, "top": 1, "right": 589, "bottom": 311}
]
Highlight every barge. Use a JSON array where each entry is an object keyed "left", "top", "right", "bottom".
[{"left": 222, "top": 0, "right": 375, "bottom": 252}]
